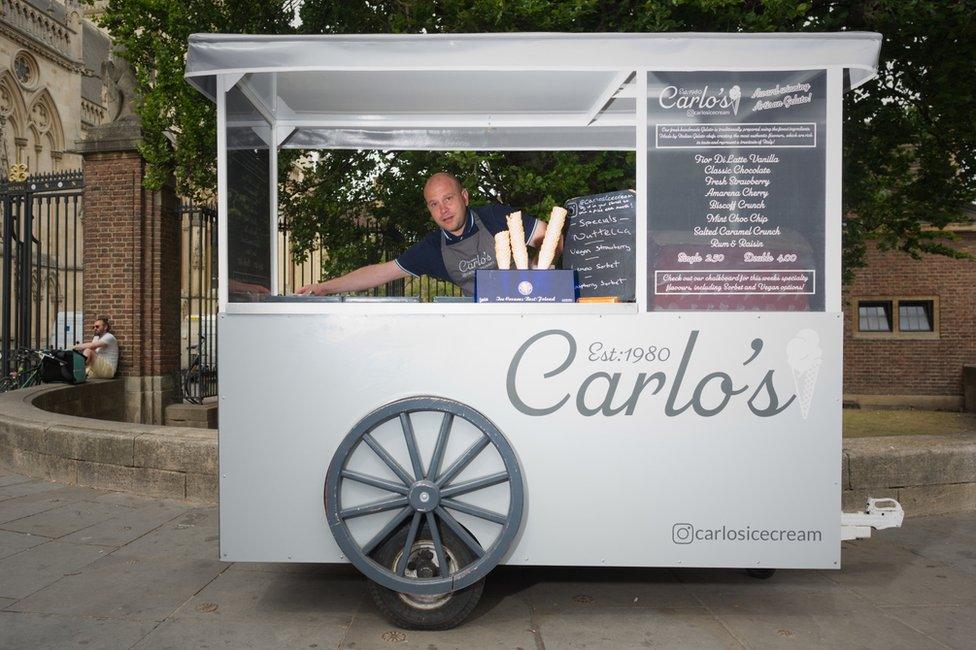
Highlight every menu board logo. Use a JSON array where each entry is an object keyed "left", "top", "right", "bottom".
[{"left": 659, "top": 84, "right": 741, "bottom": 117}]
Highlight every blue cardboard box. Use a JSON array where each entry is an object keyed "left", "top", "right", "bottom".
[{"left": 475, "top": 270, "right": 577, "bottom": 303}]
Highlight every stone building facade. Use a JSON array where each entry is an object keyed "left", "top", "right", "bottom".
[{"left": 0, "top": 0, "right": 116, "bottom": 175}]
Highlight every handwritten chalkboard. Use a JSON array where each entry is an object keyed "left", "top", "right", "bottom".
[{"left": 563, "top": 190, "right": 636, "bottom": 301}]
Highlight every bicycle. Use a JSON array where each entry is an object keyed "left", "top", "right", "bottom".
[
  {"left": 181, "top": 336, "right": 217, "bottom": 404},
  {"left": 0, "top": 348, "right": 63, "bottom": 393}
]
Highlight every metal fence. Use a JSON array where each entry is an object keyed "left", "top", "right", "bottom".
[
  {"left": 0, "top": 170, "right": 84, "bottom": 375},
  {"left": 277, "top": 221, "right": 463, "bottom": 300},
  {"left": 180, "top": 200, "right": 218, "bottom": 403}
]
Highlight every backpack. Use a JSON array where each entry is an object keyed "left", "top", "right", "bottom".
[{"left": 41, "top": 350, "right": 87, "bottom": 384}]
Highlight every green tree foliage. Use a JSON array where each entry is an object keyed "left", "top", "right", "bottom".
[
  {"left": 102, "top": 0, "right": 975, "bottom": 278},
  {"left": 98, "top": 0, "right": 293, "bottom": 198}
]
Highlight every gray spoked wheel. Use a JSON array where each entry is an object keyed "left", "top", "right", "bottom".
[{"left": 325, "top": 396, "right": 524, "bottom": 596}]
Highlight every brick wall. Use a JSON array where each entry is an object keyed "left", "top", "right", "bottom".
[
  {"left": 843, "top": 232, "right": 976, "bottom": 397},
  {"left": 81, "top": 150, "right": 180, "bottom": 378}
]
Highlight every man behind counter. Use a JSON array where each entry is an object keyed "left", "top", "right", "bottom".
[{"left": 298, "top": 172, "right": 549, "bottom": 297}]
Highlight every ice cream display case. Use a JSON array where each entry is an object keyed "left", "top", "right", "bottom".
[{"left": 185, "top": 32, "right": 902, "bottom": 629}]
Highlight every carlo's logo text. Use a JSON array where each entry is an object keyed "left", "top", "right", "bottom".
[
  {"left": 506, "top": 329, "right": 796, "bottom": 418},
  {"left": 659, "top": 84, "right": 741, "bottom": 116}
]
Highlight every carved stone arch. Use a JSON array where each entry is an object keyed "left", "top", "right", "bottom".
[
  {"left": 0, "top": 71, "right": 29, "bottom": 138},
  {"left": 26, "top": 88, "right": 64, "bottom": 152}
]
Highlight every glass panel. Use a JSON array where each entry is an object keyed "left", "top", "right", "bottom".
[
  {"left": 226, "top": 84, "right": 272, "bottom": 301},
  {"left": 240, "top": 73, "right": 275, "bottom": 115},
  {"left": 858, "top": 301, "right": 891, "bottom": 332},
  {"left": 898, "top": 301, "right": 933, "bottom": 331},
  {"left": 646, "top": 70, "right": 827, "bottom": 311}
]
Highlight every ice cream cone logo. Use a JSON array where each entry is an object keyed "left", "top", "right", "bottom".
[
  {"left": 786, "top": 329, "right": 822, "bottom": 419},
  {"left": 729, "top": 85, "right": 741, "bottom": 116}
]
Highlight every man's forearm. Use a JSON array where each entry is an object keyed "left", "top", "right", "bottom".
[{"left": 304, "top": 262, "right": 406, "bottom": 295}]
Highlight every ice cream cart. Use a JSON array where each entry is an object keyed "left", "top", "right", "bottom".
[{"left": 185, "top": 32, "right": 903, "bottom": 629}]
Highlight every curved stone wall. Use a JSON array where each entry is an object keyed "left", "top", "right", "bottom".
[{"left": 0, "top": 381, "right": 216, "bottom": 502}]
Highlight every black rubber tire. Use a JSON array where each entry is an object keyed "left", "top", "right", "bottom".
[
  {"left": 367, "top": 520, "right": 485, "bottom": 630},
  {"left": 746, "top": 568, "right": 776, "bottom": 579}
]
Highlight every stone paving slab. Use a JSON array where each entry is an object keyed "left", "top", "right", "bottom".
[
  {"left": 135, "top": 617, "right": 351, "bottom": 650},
  {"left": 0, "top": 611, "right": 157, "bottom": 650},
  {"left": 519, "top": 566, "right": 703, "bottom": 612},
  {"left": 2, "top": 500, "right": 130, "bottom": 538},
  {"left": 174, "top": 563, "right": 364, "bottom": 627},
  {"left": 0, "top": 528, "right": 46, "bottom": 559},
  {"left": 878, "top": 605, "right": 976, "bottom": 649},
  {"left": 532, "top": 608, "right": 740, "bottom": 649},
  {"left": 60, "top": 501, "right": 186, "bottom": 548},
  {"left": 111, "top": 508, "right": 219, "bottom": 562},
  {"left": 0, "top": 540, "right": 108, "bottom": 599},
  {"left": 0, "top": 484, "right": 103, "bottom": 524},
  {"left": 12, "top": 554, "right": 227, "bottom": 622},
  {"left": 0, "top": 477, "right": 68, "bottom": 501},
  {"left": 2, "top": 467, "right": 976, "bottom": 649},
  {"left": 830, "top": 539, "right": 976, "bottom": 607},
  {"left": 696, "top": 591, "right": 945, "bottom": 649}
]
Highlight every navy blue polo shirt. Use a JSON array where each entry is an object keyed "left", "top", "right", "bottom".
[{"left": 395, "top": 205, "right": 539, "bottom": 282}]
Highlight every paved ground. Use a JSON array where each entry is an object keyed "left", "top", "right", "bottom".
[{"left": 1, "top": 468, "right": 974, "bottom": 649}]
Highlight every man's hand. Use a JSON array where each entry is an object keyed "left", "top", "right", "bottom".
[{"left": 296, "top": 282, "right": 329, "bottom": 296}]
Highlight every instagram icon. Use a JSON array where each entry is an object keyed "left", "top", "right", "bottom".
[{"left": 672, "top": 523, "right": 694, "bottom": 544}]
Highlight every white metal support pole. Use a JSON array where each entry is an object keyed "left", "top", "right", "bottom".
[
  {"left": 635, "top": 70, "right": 649, "bottom": 311},
  {"left": 217, "top": 74, "right": 229, "bottom": 311},
  {"left": 825, "top": 67, "right": 843, "bottom": 313},
  {"left": 270, "top": 123, "right": 279, "bottom": 296}
]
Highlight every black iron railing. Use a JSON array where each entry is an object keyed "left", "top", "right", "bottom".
[
  {"left": 0, "top": 170, "right": 84, "bottom": 375},
  {"left": 180, "top": 199, "right": 218, "bottom": 403}
]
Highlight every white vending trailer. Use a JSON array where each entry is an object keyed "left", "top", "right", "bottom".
[{"left": 185, "top": 32, "right": 902, "bottom": 629}]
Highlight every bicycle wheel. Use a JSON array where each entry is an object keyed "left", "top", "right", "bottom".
[
  {"left": 182, "top": 364, "right": 202, "bottom": 404},
  {"left": 18, "top": 368, "right": 42, "bottom": 389}
]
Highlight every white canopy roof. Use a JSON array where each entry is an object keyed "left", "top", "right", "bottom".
[{"left": 187, "top": 32, "right": 881, "bottom": 151}]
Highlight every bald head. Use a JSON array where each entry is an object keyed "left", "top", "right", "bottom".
[
  {"left": 424, "top": 172, "right": 463, "bottom": 196},
  {"left": 423, "top": 172, "right": 470, "bottom": 236}
]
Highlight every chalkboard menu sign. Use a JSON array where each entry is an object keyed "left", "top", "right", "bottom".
[
  {"left": 647, "top": 70, "right": 826, "bottom": 311},
  {"left": 562, "top": 190, "right": 636, "bottom": 301}
]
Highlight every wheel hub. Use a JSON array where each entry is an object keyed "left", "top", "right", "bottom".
[
  {"left": 395, "top": 541, "right": 459, "bottom": 610},
  {"left": 408, "top": 480, "right": 440, "bottom": 512},
  {"left": 408, "top": 548, "right": 438, "bottom": 578}
]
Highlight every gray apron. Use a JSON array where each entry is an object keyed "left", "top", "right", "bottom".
[{"left": 440, "top": 211, "right": 497, "bottom": 296}]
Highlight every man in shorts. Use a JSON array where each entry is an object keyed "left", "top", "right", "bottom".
[{"left": 74, "top": 315, "right": 119, "bottom": 379}]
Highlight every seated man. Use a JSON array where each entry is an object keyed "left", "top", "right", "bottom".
[
  {"left": 73, "top": 315, "right": 119, "bottom": 379},
  {"left": 298, "top": 172, "right": 549, "bottom": 297}
]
